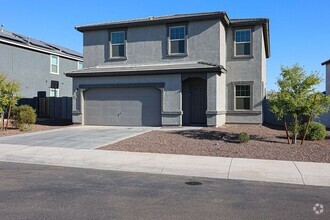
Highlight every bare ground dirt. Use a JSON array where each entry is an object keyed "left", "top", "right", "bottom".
[{"left": 0, "top": 120, "right": 72, "bottom": 137}]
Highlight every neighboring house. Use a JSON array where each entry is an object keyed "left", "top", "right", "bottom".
[
  {"left": 319, "top": 59, "right": 330, "bottom": 128},
  {"left": 66, "top": 11, "right": 270, "bottom": 127},
  {"left": 0, "top": 28, "right": 83, "bottom": 98},
  {"left": 322, "top": 59, "right": 330, "bottom": 95}
]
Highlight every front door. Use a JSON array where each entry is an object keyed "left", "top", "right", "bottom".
[{"left": 189, "top": 82, "right": 207, "bottom": 124}]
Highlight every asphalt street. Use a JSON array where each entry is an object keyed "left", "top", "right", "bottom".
[{"left": 0, "top": 162, "right": 329, "bottom": 220}]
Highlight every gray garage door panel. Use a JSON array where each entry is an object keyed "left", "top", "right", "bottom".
[{"left": 84, "top": 87, "right": 161, "bottom": 126}]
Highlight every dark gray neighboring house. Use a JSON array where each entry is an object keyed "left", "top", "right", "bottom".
[
  {"left": 322, "top": 59, "right": 330, "bottom": 95},
  {"left": 66, "top": 11, "right": 270, "bottom": 127},
  {"left": 318, "top": 59, "right": 330, "bottom": 128},
  {"left": 0, "top": 28, "right": 83, "bottom": 98}
]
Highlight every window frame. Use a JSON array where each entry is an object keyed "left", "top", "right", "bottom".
[
  {"left": 77, "top": 61, "right": 83, "bottom": 70},
  {"left": 50, "top": 55, "right": 59, "bottom": 74},
  {"left": 167, "top": 25, "right": 187, "bottom": 56},
  {"left": 234, "top": 28, "right": 252, "bottom": 57},
  {"left": 50, "top": 80, "right": 60, "bottom": 97},
  {"left": 109, "top": 30, "right": 127, "bottom": 59},
  {"left": 50, "top": 88, "right": 60, "bottom": 97},
  {"left": 233, "top": 82, "right": 253, "bottom": 111}
]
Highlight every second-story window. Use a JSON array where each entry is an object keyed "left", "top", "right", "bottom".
[
  {"left": 50, "top": 55, "right": 59, "bottom": 74},
  {"left": 169, "top": 26, "right": 186, "bottom": 54},
  {"left": 110, "top": 31, "right": 125, "bottom": 58},
  {"left": 234, "top": 29, "right": 251, "bottom": 56}
]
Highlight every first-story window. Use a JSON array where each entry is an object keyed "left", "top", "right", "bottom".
[
  {"left": 50, "top": 55, "right": 59, "bottom": 74},
  {"left": 169, "top": 26, "right": 186, "bottom": 54},
  {"left": 110, "top": 31, "right": 125, "bottom": 58},
  {"left": 235, "top": 85, "right": 251, "bottom": 110},
  {"left": 50, "top": 80, "right": 59, "bottom": 97}
]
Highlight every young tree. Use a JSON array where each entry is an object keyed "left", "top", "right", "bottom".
[
  {"left": 0, "top": 73, "right": 21, "bottom": 130},
  {"left": 5, "top": 79, "right": 21, "bottom": 130},
  {"left": 0, "top": 73, "right": 8, "bottom": 130},
  {"left": 300, "top": 92, "right": 330, "bottom": 144},
  {"left": 268, "top": 64, "right": 330, "bottom": 144}
]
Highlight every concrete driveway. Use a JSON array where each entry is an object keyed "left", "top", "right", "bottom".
[{"left": 0, "top": 126, "right": 156, "bottom": 149}]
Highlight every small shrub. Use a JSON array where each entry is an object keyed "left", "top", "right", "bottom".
[
  {"left": 19, "top": 124, "right": 33, "bottom": 131},
  {"left": 238, "top": 132, "right": 250, "bottom": 143},
  {"left": 301, "top": 122, "right": 327, "bottom": 141},
  {"left": 11, "top": 105, "right": 36, "bottom": 131}
]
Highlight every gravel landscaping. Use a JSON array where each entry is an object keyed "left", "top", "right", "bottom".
[
  {"left": 99, "top": 124, "right": 330, "bottom": 163},
  {"left": 0, "top": 120, "right": 72, "bottom": 137}
]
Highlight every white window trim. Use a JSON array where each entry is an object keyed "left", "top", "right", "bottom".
[
  {"left": 233, "top": 82, "right": 253, "bottom": 111},
  {"left": 110, "top": 31, "right": 126, "bottom": 58},
  {"left": 77, "top": 61, "right": 83, "bottom": 70},
  {"left": 168, "top": 25, "right": 187, "bottom": 55},
  {"left": 234, "top": 29, "right": 252, "bottom": 57},
  {"left": 50, "top": 55, "right": 59, "bottom": 74},
  {"left": 50, "top": 88, "right": 60, "bottom": 97}
]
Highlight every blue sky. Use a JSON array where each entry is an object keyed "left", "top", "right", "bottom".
[{"left": 1, "top": 0, "right": 329, "bottom": 91}]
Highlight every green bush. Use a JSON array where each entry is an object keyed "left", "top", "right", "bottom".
[
  {"left": 301, "top": 122, "right": 327, "bottom": 141},
  {"left": 238, "top": 132, "right": 250, "bottom": 143},
  {"left": 12, "top": 105, "right": 36, "bottom": 131},
  {"left": 18, "top": 124, "right": 33, "bottom": 132}
]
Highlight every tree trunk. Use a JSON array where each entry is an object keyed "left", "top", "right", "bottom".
[
  {"left": 1, "top": 110, "right": 4, "bottom": 131},
  {"left": 5, "top": 95, "right": 14, "bottom": 130},
  {"left": 301, "top": 95, "right": 317, "bottom": 145},
  {"left": 284, "top": 116, "right": 291, "bottom": 144},
  {"left": 292, "top": 133, "right": 297, "bottom": 144},
  {"left": 292, "top": 116, "right": 298, "bottom": 144},
  {"left": 301, "top": 115, "right": 311, "bottom": 145}
]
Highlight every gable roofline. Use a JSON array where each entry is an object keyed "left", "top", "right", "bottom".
[
  {"left": 321, "top": 59, "right": 330, "bottom": 65},
  {"left": 0, "top": 29, "right": 83, "bottom": 60},
  {"left": 76, "top": 11, "right": 230, "bottom": 31},
  {"left": 75, "top": 11, "right": 270, "bottom": 58}
]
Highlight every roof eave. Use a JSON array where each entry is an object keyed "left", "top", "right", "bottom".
[
  {"left": 264, "top": 20, "right": 271, "bottom": 58},
  {"left": 0, "top": 38, "right": 83, "bottom": 61},
  {"left": 75, "top": 13, "right": 229, "bottom": 32},
  {"left": 321, "top": 59, "right": 330, "bottom": 65},
  {"left": 66, "top": 66, "right": 223, "bottom": 78}
]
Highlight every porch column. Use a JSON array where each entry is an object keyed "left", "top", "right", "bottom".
[{"left": 206, "top": 72, "right": 226, "bottom": 127}]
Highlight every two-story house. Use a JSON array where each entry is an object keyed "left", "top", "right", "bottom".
[
  {"left": 66, "top": 11, "right": 270, "bottom": 127},
  {"left": 0, "top": 28, "right": 83, "bottom": 99}
]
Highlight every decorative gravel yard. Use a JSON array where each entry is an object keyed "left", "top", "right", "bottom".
[
  {"left": 0, "top": 120, "right": 72, "bottom": 137},
  {"left": 99, "top": 124, "right": 330, "bottom": 163}
]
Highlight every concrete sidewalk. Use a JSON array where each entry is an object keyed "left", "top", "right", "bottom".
[{"left": 0, "top": 143, "right": 329, "bottom": 187}]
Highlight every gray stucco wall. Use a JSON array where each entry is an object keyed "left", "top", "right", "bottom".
[
  {"left": 225, "top": 25, "right": 265, "bottom": 124},
  {"left": 219, "top": 21, "right": 226, "bottom": 68},
  {"left": 72, "top": 74, "right": 182, "bottom": 126},
  {"left": 83, "top": 19, "right": 221, "bottom": 68},
  {"left": 0, "top": 43, "right": 79, "bottom": 98}
]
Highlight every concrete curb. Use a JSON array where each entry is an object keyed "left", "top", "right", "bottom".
[{"left": 0, "top": 143, "right": 329, "bottom": 187}]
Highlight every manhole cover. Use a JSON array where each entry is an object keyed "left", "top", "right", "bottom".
[{"left": 185, "top": 181, "right": 202, "bottom": 186}]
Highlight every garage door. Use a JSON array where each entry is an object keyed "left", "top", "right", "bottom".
[{"left": 84, "top": 87, "right": 161, "bottom": 126}]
